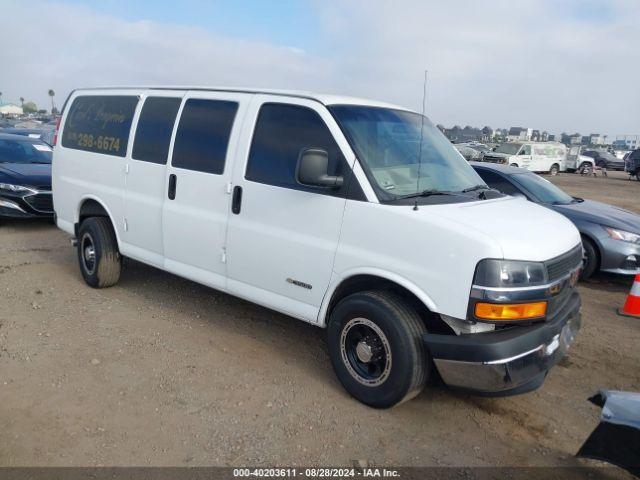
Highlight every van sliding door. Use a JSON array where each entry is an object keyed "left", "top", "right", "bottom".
[{"left": 161, "top": 92, "right": 249, "bottom": 290}]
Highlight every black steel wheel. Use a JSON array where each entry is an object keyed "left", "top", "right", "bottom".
[
  {"left": 327, "top": 290, "right": 430, "bottom": 408},
  {"left": 77, "top": 217, "right": 122, "bottom": 288}
]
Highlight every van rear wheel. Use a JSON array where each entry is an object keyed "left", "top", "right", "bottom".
[
  {"left": 77, "top": 217, "right": 121, "bottom": 288},
  {"left": 327, "top": 290, "right": 430, "bottom": 408}
]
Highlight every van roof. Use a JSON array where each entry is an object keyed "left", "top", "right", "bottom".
[{"left": 70, "top": 86, "right": 412, "bottom": 112}]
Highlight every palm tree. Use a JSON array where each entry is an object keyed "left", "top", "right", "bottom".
[
  {"left": 20, "top": 97, "right": 24, "bottom": 106},
  {"left": 48, "top": 89, "right": 55, "bottom": 114}
]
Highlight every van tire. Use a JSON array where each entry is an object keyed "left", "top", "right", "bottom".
[
  {"left": 580, "top": 237, "right": 599, "bottom": 280},
  {"left": 77, "top": 217, "right": 121, "bottom": 288},
  {"left": 327, "top": 290, "right": 429, "bottom": 408},
  {"left": 549, "top": 163, "right": 560, "bottom": 176}
]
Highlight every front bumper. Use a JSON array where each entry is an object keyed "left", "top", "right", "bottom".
[
  {"left": 424, "top": 291, "right": 581, "bottom": 396},
  {"left": 0, "top": 191, "right": 53, "bottom": 218},
  {"left": 598, "top": 237, "right": 640, "bottom": 275}
]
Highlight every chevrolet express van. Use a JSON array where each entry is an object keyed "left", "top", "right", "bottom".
[
  {"left": 484, "top": 142, "right": 567, "bottom": 175},
  {"left": 52, "top": 87, "right": 583, "bottom": 408}
]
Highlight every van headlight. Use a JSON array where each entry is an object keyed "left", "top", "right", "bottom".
[
  {"left": 472, "top": 259, "right": 549, "bottom": 322},
  {"left": 474, "top": 259, "right": 548, "bottom": 288},
  {"left": 604, "top": 227, "right": 640, "bottom": 245},
  {"left": 0, "top": 183, "right": 37, "bottom": 194}
]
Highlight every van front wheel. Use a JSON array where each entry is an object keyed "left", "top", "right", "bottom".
[
  {"left": 77, "top": 217, "right": 121, "bottom": 288},
  {"left": 327, "top": 291, "right": 429, "bottom": 408},
  {"left": 549, "top": 163, "right": 560, "bottom": 176}
]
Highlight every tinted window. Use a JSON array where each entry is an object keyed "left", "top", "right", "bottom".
[
  {"left": 246, "top": 103, "right": 347, "bottom": 192},
  {"left": 172, "top": 99, "right": 238, "bottom": 174},
  {"left": 62, "top": 95, "right": 138, "bottom": 157},
  {"left": 475, "top": 169, "right": 521, "bottom": 196},
  {"left": 132, "top": 97, "right": 181, "bottom": 164}
]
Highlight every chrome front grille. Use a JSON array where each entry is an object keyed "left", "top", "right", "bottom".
[{"left": 545, "top": 245, "right": 583, "bottom": 281}]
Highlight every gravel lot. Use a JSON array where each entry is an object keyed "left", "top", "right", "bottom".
[{"left": 1, "top": 170, "right": 638, "bottom": 470}]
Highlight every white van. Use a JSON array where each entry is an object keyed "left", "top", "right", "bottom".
[
  {"left": 483, "top": 142, "right": 567, "bottom": 175},
  {"left": 53, "top": 87, "right": 582, "bottom": 407}
]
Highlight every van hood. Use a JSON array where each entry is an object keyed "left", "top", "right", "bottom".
[{"left": 428, "top": 195, "right": 581, "bottom": 261}]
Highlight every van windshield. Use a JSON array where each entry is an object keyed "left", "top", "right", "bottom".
[
  {"left": 494, "top": 143, "right": 522, "bottom": 155},
  {"left": 329, "top": 105, "right": 484, "bottom": 202}
]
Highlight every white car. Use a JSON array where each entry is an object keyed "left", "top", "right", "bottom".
[{"left": 52, "top": 87, "right": 582, "bottom": 407}]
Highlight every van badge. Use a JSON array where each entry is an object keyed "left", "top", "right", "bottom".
[{"left": 286, "top": 278, "right": 312, "bottom": 290}]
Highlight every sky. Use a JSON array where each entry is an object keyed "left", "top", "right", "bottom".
[{"left": 1, "top": 0, "right": 639, "bottom": 137}]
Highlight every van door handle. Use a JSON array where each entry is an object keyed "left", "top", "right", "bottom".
[
  {"left": 168, "top": 174, "right": 177, "bottom": 200},
  {"left": 232, "top": 186, "right": 242, "bottom": 214}
]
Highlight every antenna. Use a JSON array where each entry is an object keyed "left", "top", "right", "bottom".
[{"left": 414, "top": 69, "right": 428, "bottom": 211}]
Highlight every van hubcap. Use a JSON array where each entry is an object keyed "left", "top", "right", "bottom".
[
  {"left": 81, "top": 233, "right": 96, "bottom": 275},
  {"left": 340, "top": 318, "right": 391, "bottom": 387}
]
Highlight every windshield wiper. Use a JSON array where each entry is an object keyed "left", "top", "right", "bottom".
[
  {"left": 461, "top": 184, "right": 491, "bottom": 193},
  {"left": 395, "top": 189, "right": 460, "bottom": 200}
]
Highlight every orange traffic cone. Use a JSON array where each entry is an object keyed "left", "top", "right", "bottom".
[{"left": 618, "top": 274, "right": 640, "bottom": 318}]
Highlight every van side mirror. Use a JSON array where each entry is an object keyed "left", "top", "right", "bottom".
[{"left": 296, "top": 148, "right": 343, "bottom": 188}]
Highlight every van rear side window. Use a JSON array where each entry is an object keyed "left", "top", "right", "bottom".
[
  {"left": 61, "top": 95, "right": 138, "bottom": 157},
  {"left": 132, "top": 97, "right": 181, "bottom": 164},
  {"left": 172, "top": 99, "right": 238, "bottom": 175}
]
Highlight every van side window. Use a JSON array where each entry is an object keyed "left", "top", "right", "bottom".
[
  {"left": 61, "top": 95, "right": 138, "bottom": 157},
  {"left": 246, "top": 103, "right": 348, "bottom": 194},
  {"left": 172, "top": 99, "right": 238, "bottom": 174},
  {"left": 522, "top": 145, "right": 532, "bottom": 155},
  {"left": 132, "top": 97, "right": 181, "bottom": 164}
]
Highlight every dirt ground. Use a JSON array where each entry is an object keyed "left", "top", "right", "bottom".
[{"left": 0, "top": 170, "right": 639, "bottom": 470}]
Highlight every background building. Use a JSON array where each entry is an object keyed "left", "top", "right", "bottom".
[
  {"left": 0, "top": 103, "right": 24, "bottom": 115},
  {"left": 613, "top": 135, "right": 639, "bottom": 150}
]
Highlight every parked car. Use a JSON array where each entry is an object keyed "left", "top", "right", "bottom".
[
  {"left": 469, "top": 144, "right": 491, "bottom": 156},
  {"left": 626, "top": 149, "right": 640, "bottom": 181},
  {"left": 0, "top": 133, "right": 53, "bottom": 221},
  {"left": 582, "top": 150, "right": 626, "bottom": 171},
  {"left": 565, "top": 146, "right": 595, "bottom": 174},
  {"left": 482, "top": 142, "right": 567, "bottom": 175},
  {"left": 53, "top": 87, "right": 583, "bottom": 407},
  {"left": 1, "top": 127, "right": 55, "bottom": 146},
  {"left": 472, "top": 162, "right": 640, "bottom": 279},
  {"left": 454, "top": 144, "right": 482, "bottom": 161}
]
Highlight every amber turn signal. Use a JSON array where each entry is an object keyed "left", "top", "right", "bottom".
[{"left": 475, "top": 301, "right": 547, "bottom": 321}]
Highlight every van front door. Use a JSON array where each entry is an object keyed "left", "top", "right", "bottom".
[
  {"left": 161, "top": 92, "right": 248, "bottom": 289},
  {"left": 225, "top": 97, "right": 359, "bottom": 322}
]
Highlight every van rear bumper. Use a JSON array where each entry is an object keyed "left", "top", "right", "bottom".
[{"left": 423, "top": 292, "right": 581, "bottom": 396}]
